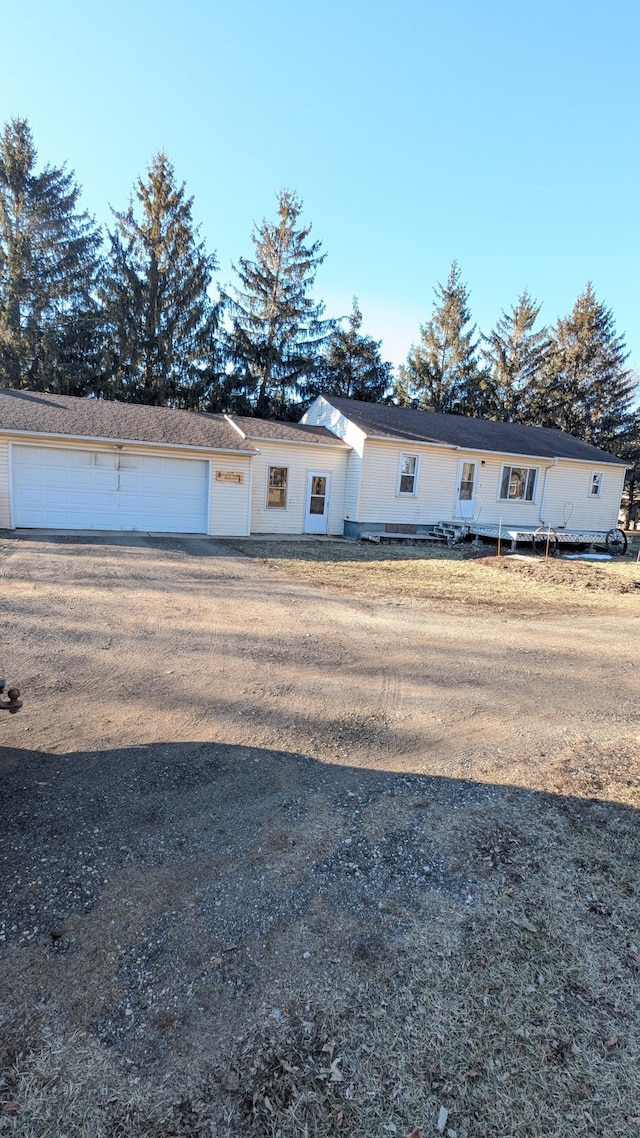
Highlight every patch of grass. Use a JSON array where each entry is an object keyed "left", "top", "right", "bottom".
[
  {"left": 226, "top": 539, "right": 640, "bottom": 616},
  {"left": 3, "top": 796, "right": 638, "bottom": 1138},
  {"left": 221, "top": 797, "right": 639, "bottom": 1138}
]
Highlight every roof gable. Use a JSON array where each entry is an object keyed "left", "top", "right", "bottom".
[
  {"left": 227, "top": 415, "right": 349, "bottom": 447},
  {"left": 322, "top": 396, "right": 627, "bottom": 466}
]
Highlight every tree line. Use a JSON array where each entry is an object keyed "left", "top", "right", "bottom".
[{"left": 0, "top": 118, "right": 638, "bottom": 520}]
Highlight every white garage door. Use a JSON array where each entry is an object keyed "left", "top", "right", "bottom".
[{"left": 12, "top": 445, "right": 209, "bottom": 533}]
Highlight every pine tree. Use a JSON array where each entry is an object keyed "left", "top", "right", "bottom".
[
  {"left": 618, "top": 408, "right": 640, "bottom": 528},
  {"left": 302, "top": 298, "right": 393, "bottom": 404},
  {"left": 534, "top": 284, "right": 634, "bottom": 450},
  {"left": 0, "top": 118, "right": 102, "bottom": 393},
  {"left": 100, "top": 152, "right": 219, "bottom": 407},
  {"left": 223, "top": 189, "right": 331, "bottom": 418},
  {"left": 396, "top": 262, "right": 483, "bottom": 415},
  {"left": 481, "top": 291, "right": 551, "bottom": 422}
]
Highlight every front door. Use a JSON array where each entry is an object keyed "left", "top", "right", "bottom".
[
  {"left": 455, "top": 459, "right": 477, "bottom": 519},
  {"left": 304, "top": 472, "right": 331, "bottom": 534}
]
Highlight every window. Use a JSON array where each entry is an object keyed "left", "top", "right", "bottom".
[
  {"left": 499, "top": 465, "right": 538, "bottom": 501},
  {"left": 458, "top": 462, "right": 476, "bottom": 501},
  {"left": 267, "top": 466, "right": 288, "bottom": 508},
  {"left": 590, "top": 472, "right": 603, "bottom": 497},
  {"left": 397, "top": 454, "right": 418, "bottom": 495}
]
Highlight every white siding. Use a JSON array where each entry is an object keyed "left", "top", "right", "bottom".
[
  {"left": 302, "top": 396, "right": 364, "bottom": 520},
  {"left": 248, "top": 441, "right": 348, "bottom": 534},
  {"left": 357, "top": 440, "right": 459, "bottom": 524},
  {"left": 542, "top": 461, "right": 626, "bottom": 532},
  {"left": 344, "top": 450, "right": 362, "bottom": 521},
  {"left": 209, "top": 455, "right": 252, "bottom": 535},
  {"left": 0, "top": 438, "right": 10, "bottom": 528},
  {"left": 356, "top": 440, "right": 626, "bottom": 532},
  {"left": 465, "top": 452, "right": 543, "bottom": 529}
]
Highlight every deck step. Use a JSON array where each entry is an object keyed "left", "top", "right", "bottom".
[
  {"left": 360, "top": 531, "right": 444, "bottom": 544},
  {"left": 433, "top": 521, "right": 470, "bottom": 544}
]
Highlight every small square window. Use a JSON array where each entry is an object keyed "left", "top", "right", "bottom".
[
  {"left": 590, "top": 472, "right": 603, "bottom": 497},
  {"left": 267, "top": 466, "right": 288, "bottom": 508},
  {"left": 397, "top": 454, "right": 418, "bottom": 495}
]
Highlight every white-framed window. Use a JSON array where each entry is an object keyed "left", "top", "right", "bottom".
[
  {"left": 590, "top": 472, "right": 603, "bottom": 497},
  {"left": 397, "top": 453, "right": 419, "bottom": 496},
  {"left": 267, "top": 466, "right": 288, "bottom": 508},
  {"left": 499, "top": 465, "right": 538, "bottom": 502}
]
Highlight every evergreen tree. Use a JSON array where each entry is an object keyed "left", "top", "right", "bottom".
[
  {"left": 100, "top": 152, "right": 219, "bottom": 407},
  {"left": 0, "top": 118, "right": 102, "bottom": 393},
  {"left": 302, "top": 298, "right": 393, "bottom": 404},
  {"left": 396, "top": 262, "right": 483, "bottom": 415},
  {"left": 223, "top": 189, "right": 331, "bottom": 418},
  {"left": 481, "top": 291, "right": 551, "bottom": 422},
  {"left": 618, "top": 407, "right": 640, "bottom": 529},
  {"left": 534, "top": 284, "right": 634, "bottom": 449}
]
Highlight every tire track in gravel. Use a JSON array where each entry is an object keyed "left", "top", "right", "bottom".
[{"left": 2, "top": 534, "right": 638, "bottom": 783}]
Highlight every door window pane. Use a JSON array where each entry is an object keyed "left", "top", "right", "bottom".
[
  {"left": 458, "top": 462, "right": 475, "bottom": 500},
  {"left": 309, "top": 495, "right": 325, "bottom": 514},
  {"left": 311, "top": 476, "right": 326, "bottom": 495}
]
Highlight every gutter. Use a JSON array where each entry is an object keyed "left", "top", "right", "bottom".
[{"left": 537, "top": 459, "right": 558, "bottom": 525}]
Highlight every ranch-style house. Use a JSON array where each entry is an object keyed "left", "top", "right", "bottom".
[{"left": 0, "top": 388, "right": 628, "bottom": 549}]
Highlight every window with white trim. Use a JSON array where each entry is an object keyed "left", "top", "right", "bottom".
[
  {"left": 397, "top": 454, "right": 418, "bottom": 496},
  {"left": 590, "top": 472, "right": 603, "bottom": 497},
  {"left": 499, "top": 465, "right": 538, "bottom": 501},
  {"left": 267, "top": 466, "right": 288, "bottom": 508}
]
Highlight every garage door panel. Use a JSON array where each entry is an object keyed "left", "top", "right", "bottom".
[{"left": 12, "top": 445, "right": 209, "bottom": 533}]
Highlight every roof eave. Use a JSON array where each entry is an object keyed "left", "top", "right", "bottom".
[
  {"left": 236, "top": 434, "right": 349, "bottom": 449},
  {"left": 0, "top": 428, "right": 258, "bottom": 456},
  {"left": 361, "top": 432, "right": 627, "bottom": 466}
]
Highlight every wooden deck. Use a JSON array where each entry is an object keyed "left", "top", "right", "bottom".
[
  {"left": 442, "top": 521, "right": 614, "bottom": 550},
  {"left": 359, "top": 521, "right": 618, "bottom": 552}
]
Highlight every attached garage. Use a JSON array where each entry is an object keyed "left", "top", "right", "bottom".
[
  {"left": 11, "top": 444, "right": 209, "bottom": 533},
  {"left": 0, "top": 389, "right": 258, "bottom": 537}
]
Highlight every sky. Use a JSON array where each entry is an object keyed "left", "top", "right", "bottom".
[{"left": 1, "top": 0, "right": 639, "bottom": 379}]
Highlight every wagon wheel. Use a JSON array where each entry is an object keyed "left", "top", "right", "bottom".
[
  {"left": 605, "top": 528, "right": 628, "bottom": 556},
  {"left": 532, "top": 526, "right": 558, "bottom": 556}
]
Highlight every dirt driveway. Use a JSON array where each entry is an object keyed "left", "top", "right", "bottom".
[{"left": 0, "top": 534, "right": 638, "bottom": 1137}]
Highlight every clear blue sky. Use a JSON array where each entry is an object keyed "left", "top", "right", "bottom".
[{"left": 2, "top": 0, "right": 638, "bottom": 379}]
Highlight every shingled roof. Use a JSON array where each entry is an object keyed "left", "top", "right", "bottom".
[
  {"left": 228, "top": 415, "right": 349, "bottom": 447},
  {"left": 321, "top": 396, "right": 627, "bottom": 466},
  {"left": 0, "top": 389, "right": 257, "bottom": 453}
]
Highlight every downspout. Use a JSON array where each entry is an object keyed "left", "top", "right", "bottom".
[{"left": 538, "top": 458, "right": 558, "bottom": 525}]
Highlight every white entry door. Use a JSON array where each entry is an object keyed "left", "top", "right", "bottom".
[
  {"left": 304, "top": 472, "right": 331, "bottom": 534},
  {"left": 455, "top": 459, "right": 477, "bottom": 519}
]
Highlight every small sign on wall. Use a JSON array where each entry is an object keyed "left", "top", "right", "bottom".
[{"left": 216, "top": 470, "right": 244, "bottom": 484}]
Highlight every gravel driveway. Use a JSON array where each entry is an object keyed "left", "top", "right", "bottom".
[{"left": 0, "top": 534, "right": 637, "bottom": 1137}]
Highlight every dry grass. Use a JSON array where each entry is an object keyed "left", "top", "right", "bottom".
[
  {"left": 219, "top": 795, "right": 639, "bottom": 1138},
  {"left": 2, "top": 795, "right": 638, "bottom": 1138},
  {"left": 225, "top": 539, "right": 640, "bottom": 617}
]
